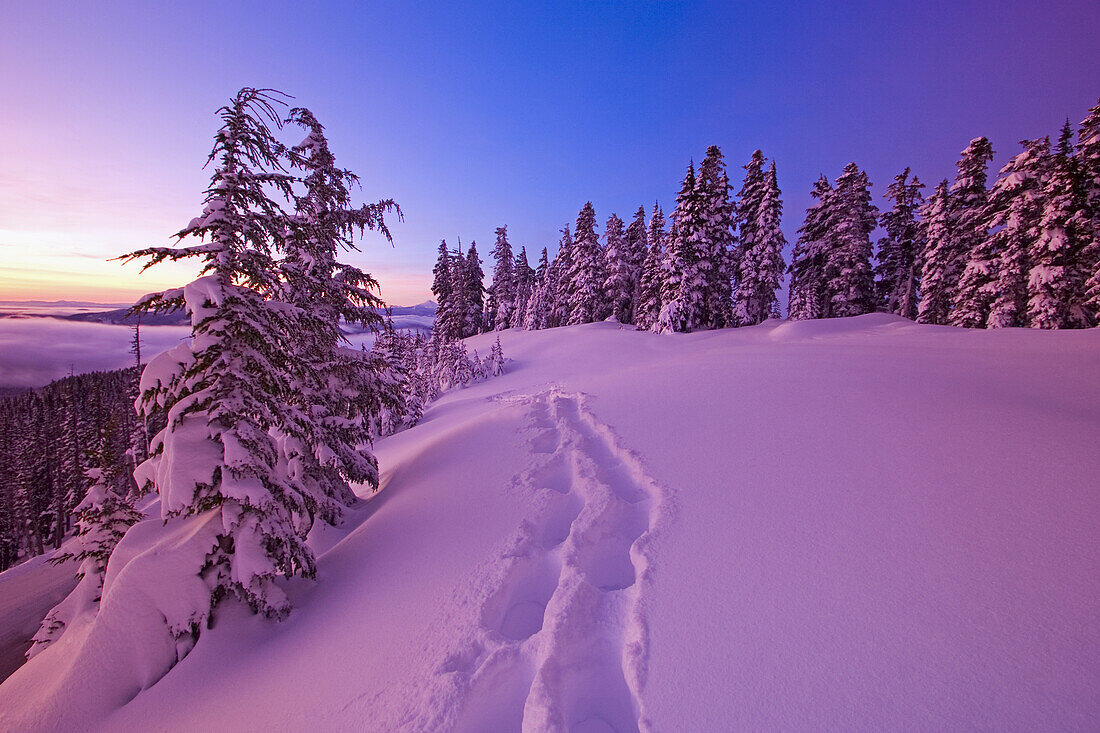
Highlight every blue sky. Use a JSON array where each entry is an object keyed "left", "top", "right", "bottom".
[{"left": 2, "top": 1, "right": 1097, "bottom": 304}]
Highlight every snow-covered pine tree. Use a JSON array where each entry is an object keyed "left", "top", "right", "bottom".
[
  {"left": 733, "top": 158, "right": 785, "bottom": 325},
  {"left": 464, "top": 242, "right": 486, "bottom": 336},
  {"left": 28, "top": 419, "right": 142, "bottom": 658},
  {"left": 524, "top": 247, "right": 552, "bottom": 330},
  {"left": 567, "top": 202, "right": 607, "bottom": 325},
  {"left": 657, "top": 164, "right": 706, "bottom": 333},
  {"left": 697, "top": 146, "right": 735, "bottom": 328},
  {"left": 622, "top": 205, "right": 649, "bottom": 323},
  {"left": 431, "top": 239, "right": 455, "bottom": 333},
  {"left": 127, "top": 320, "right": 151, "bottom": 497},
  {"left": 436, "top": 241, "right": 472, "bottom": 340},
  {"left": 451, "top": 340, "right": 474, "bottom": 387},
  {"left": 602, "top": 212, "right": 634, "bottom": 323},
  {"left": 732, "top": 150, "right": 767, "bottom": 319},
  {"left": 824, "top": 162, "right": 878, "bottom": 317},
  {"left": 635, "top": 203, "right": 666, "bottom": 330},
  {"left": 916, "top": 180, "right": 954, "bottom": 324},
  {"left": 510, "top": 246, "right": 534, "bottom": 328},
  {"left": 950, "top": 138, "right": 1000, "bottom": 327},
  {"left": 1027, "top": 122, "right": 1090, "bottom": 328},
  {"left": 489, "top": 336, "right": 506, "bottom": 376},
  {"left": 488, "top": 226, "right": 514, "bottom": 331},
  {"left": 874, "top": 168, "right": 925, "bottom": 319},
  {"left": 1077, "top": 99, "right": 1100, "bottom": 318},
  {"left": 279, "top": 106, "right": 404, "bottom": 517},
  {"left": 548, "top": 226, "right": 573, "bottom": 328},
  {"left": 987, "top": 137, "right": 1050, "bottom": 328},
  {"left": 937, "top": 137, "right": 995, "bottom": 326},
  {"left": 121, "top": 88, "right": 324, "bottom": 635},
  {"left": 788, "top": 175, "right": 833, "bottom": 320}
]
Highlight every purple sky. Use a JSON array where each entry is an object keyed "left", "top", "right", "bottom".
[{"left": 1, "top": 1, "right": 1098, "bottom": 305}]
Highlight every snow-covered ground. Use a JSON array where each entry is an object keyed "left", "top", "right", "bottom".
[{"left": 1, "top": 315, "right": 1097, "bottom": 731}]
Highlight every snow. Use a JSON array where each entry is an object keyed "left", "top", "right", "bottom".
[{"left": 2, "top": 315, "right": 1098, "bottom": 731}]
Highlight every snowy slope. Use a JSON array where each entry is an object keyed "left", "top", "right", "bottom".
[{"left": 1, "top": 315, "right": 1098, "bottom": 732}]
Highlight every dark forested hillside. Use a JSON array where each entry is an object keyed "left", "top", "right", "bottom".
[{"left": 0, "top": 367, "right": 161, "bottom": 571}]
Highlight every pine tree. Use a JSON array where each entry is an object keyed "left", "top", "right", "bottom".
[
  {"left": 874, "top": 168, "right": 925, "bottom": 319},
  {"left": 697, "top": 147, "right": 735, "bottom": 328},
  {"left": 489, "top": 336, "right": 507, "bottom": 376},
  {"left": 602, "top": 212, "right": 634, "bottom": 323},
  {"left": 788, "top": 176, "right": 834, "bottom": 321},
  {"left": 121, "top": 89, "right": 332, "bottom": 641},
  {"left": 464, "top": 242, "right": 485, "bottom": 336},
  {"left": 127, "top": 321, "right": 150, "bottom": 497},
  {"left": 547, "top": 226, "right": 573, "bottom": 328},
  {"left": 733, "top": 158, "right": 786, "bottom": 325},
  {"left": 432, "top": 239, "right": 453, "bottom": 317},
  {"left": 567, "top": 202, "right": 607, "bottom": 325},
  {"left": 926, "top": 137, "right": 994, "bottom": 325},
  {"left": 279, "top": 105, "right": 403, "bottom": 522},
  {"left": 635, "top": 203, "right": 665, "bottom": 330},
  {"left": 917, "top": 180, "right": 954, "bottom": 324},
  {"left": 657, "top": 164, "right": 706, "bottom": 332},
  {"left": 509, "top": 246, "right": 534, "bottom": 329},
  {"left": 622, "top": 205, "right": 649, "bottom": 323},
  {"left": 733, "top": 150, "right": 766, "bottom": 301},
  {"left": 524, "top": 248, "right": 552, "bottom": 330},
  {"left": 436, "top": 242, "right": 469, "bottom": 340},
  {"left": 488, "top": 226, "right": 514, "bottom": 331},
  {"left": 949, "top": 138, "right": 998, "bottom": 327},
  {"left": 824, "top": 163, "right": 878, "bottom": 317},
  {"left": 987, "top": 138, "right": 1050, "bottom": 328},
  {"left": 1079, "top": 99, "right": 1100, "bottom": 316},
  {"left": 1030, "top": 122, "right": 1090, "bottom": 328}
]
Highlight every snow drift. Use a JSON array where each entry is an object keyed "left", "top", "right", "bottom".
[{"left": 0, "top": 315, "right": 1097, "bottom": 732}]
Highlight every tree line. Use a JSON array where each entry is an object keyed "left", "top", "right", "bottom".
[
  {"left": 434, "top": 97, "right": 1100, "bottom": 336},
  {"left": 0, "top": 364, "right": 156, "bottom": 572}
]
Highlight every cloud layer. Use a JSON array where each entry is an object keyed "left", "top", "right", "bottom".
[{"left": 0, "top": 318, "right": 190, "bottom": 390}]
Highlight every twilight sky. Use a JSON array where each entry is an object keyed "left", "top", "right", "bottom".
[{"left": 2, "top": 1, "right": 1098, "bottom": 306}]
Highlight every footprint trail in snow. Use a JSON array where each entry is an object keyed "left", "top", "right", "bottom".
[{"left": 451, "top": 389, "right": 668, "bottom": 733}]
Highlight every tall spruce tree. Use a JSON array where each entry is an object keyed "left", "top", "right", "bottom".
[
  {"left": 788, "top": 176, "right": 834, "bottom": 320},
  {"left": 622, "top": 205, "right": 649, "bottom": 323},
  {"left": 733, "top": 158, "right": 786, "bottom": 325},
  {"left": 120, "top": 89, "right": 338, "bottom": 642},
  {"left": 928, "top": 137, "right": 994, "bottom": 325},
  {"left": 278, "top": 106, "right": 403, "bottom": 527},
  {"left": 1029, "top": 122, "right": 1091, "bottom": 328},
  {"left": 874, "top": 168, "right": 925, "bottom": 319},
  {"left": 987, "top": 138, "right": 1050, "bottom": 328},
  {"left": 917, "top": 180, "right": 955, "bottom": 325},
  {"left": 464, "top": 242, "right": 486, "bottom": 336},
  {"left": 431, "top": 239, "right": 454, "bottom": 329},
  {"left": 1079, "top": 99, "right": 1100, "bottom": 317},
  {"left": 524, "top": 248, "right": 551, "bottom": 330},
  {"left": 697, "top": 146, "right": 735, "bottom": 328},
  {"left": 567, "top": 202, "right": 607, "bottom": 325},
  {"left": 949, "top": 138, "right": 998, "bottom": 327},
  {"left": 548, "top": 226, "right": 573, "bottom": 328},
  {"left": 488, "top": 226, "right": 515, "bottom": 331},
  {"left": 510, "top": 246, "right": 534, "bottom": 328},
  {"left": 602, "top": 212, "right": 635, "bottom": 323},
  {"left": 657, "top": 164, "right": 706, "bottom": 332},
  {"left": 824, "top": 163, "right": 878, "bottom": 317},
  {"left": 635, "top": 204, "right": 665, "bottom": 330}
]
